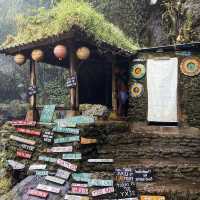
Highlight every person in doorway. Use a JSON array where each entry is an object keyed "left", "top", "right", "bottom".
[{"left": 116, "top": 68, "right": 128, "bottom": 117}]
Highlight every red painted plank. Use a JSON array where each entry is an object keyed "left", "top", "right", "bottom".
[
  {"left": 16, "top": 150, "right": 32, "bottom": 159},
  {"left": 16, "top": 128, "right": 41, "bottom": 136},
  {"left": 28, "top": 189, "right": 48, "bottom": 198}
]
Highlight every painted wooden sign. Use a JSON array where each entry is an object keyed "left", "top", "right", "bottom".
[
  {"left": 63, "top": 153, "right": 82, "bottom": 160},
  {"left": 55, "top": 119, "right": 76, "bottom": 128},
  {"left": 56, "top": 169, "right": 71, "bottom": 180},
  {"left": 115, "top": 182, "right": 137, "bottom": 199},
  {"left": 29, "top": 164, "right": 47, "bottom": 171},
  {"left": 11, "top": 120, "right": 36, "bottom": 126},
  {"left": 45, "top": 175, "right": 65, "bottom": 185},
  {"left": 16, "top": 150, "right": 31, "bottom": 159},
  {"left": 38, "top": 156, "right": 57, "bottom": 163},
  {"left": 10, "top": 135, "right": 36, "bottom": 145},
  {"left": 71, "top": 186, "right": 89, "bottom": 195},
  {"left": 115, "top": 168, "right": 135, "bottom": 182},
  {"left": 42, "top": 131, "right": 54, "bottom": 143},
  {"left": 140, "top": 196, "right": 165, "bottom": 200},
  {"left": 46, "top": 146, "right": 73, "bottom": 153},
  {"left": 56, "top": 159, "right": 77, "bottom": 171},
  {"left": 88, "top": 179, "right": 113, "bottom": 187},
  {"left": 35, "top": 170, "right": 49, "bottom": 176},
  {"left": 53, "top": 127, "right": 80, "bottom": 134},
  {"left": 88, "top": 159, "right": 113, "bottom": 163},
  {"left": 91, "top": 187, "right": 114, "bottom": 197},
  {"left": 20, "top": 144, "right": 35, "bottom": 151},
  {"left": 16, "top": 128, "right": 41, "bottom": 136},
  {"left": 40, "top": 105, "right": 56, "bottom": 123},
  {"left": 66, "top": 76, "right": 77, "bottom": 88},
  {"left": 64, "top": 194, "right": 89, "bottom": 200},
  {"left": 54, "top": 136, "right": 80, "bottom": 144},
  {"left": 36, "top": 184, "right": 60, "bottom": 194},
  {"left": 80, "top": 137, "right": 97, "bottom": 145},
  {"left": 7, "top": 160, "right": 25, "bottom": 170},
  {"left": 175, "top": 51, "right": 192, "bottom": 56},
  {"left": 71, "top": 183, "right": 88, "bottom": 188},
  {"left": 134, "top": 169, "right": 153, "bottom": 182},
  {"left": 64, "top": 116, "right": 95, "bottom": 125},
  {"left": 28, "top": 189, "right": 48, "bottom": 198},
  {"left": 72, "top": 173, "right": 91, "bottom": 183}
]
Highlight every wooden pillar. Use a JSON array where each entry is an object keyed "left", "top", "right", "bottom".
[
  {"left": 111, "top": 61, "right": 118, "bottom": 119},
  {"left": 26, "top": 59, "right": 38, "bottom": 121},
  {"left": 68, "top": 43, "right": 77, "bottom": 116}
]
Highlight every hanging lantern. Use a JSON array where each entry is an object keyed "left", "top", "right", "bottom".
[
  {"left": 31, "top": 49, "right": 44, "bottom": 62},
  {"left": 76, "top": 47, "right": 90, "bottom": 60},
  {"left": 54, "top": 45, "right": 67, "bottom": 60},
  {"left": 14, "top": 54, "right": 26, "bottom": 65}
]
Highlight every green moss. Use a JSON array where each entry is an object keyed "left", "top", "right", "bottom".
[
  {"left": 1, "top": 0, "right": 138, "bottom": 52},
  {"left": 0, "top": 177, "right": 11, "bottom": 195}
]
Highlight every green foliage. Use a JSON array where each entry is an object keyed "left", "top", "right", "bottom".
[{"left": 1, "top": 0, "right": 137, "bottom": 52}]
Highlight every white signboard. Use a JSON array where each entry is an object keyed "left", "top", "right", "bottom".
[
  {"left": 47, "top": 146, "right": 73, "bottom": 153},
  {"left": 92, "top": 187, "right": 114, "bottom": 197},
  {"left": 88, "top": 159, "right": 113, "bottom": 163},
  {"left": 45, "top": 175, "right": 65, "bottom": 185},
  {"left": 56, "top": 169, "right": 71, "bottom": 180},
  {"left": 65, "top": 195, "right": 89, "bottom": 200},
  {"left": 7, "top": 160, "right": 25, "bottom": 170},
  {"left": 147, "top": 58, "right": 178, "bottom": 122},
  {"left": 36, "top": 184, "right": 60, "bottom": 194},
  {"left": 29, "top": 164, "right": 47, "bottom": 171}
]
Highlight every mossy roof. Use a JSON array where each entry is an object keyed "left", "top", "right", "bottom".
[{"left": 0, "top": 0, "right": 138, "bottom": 53}]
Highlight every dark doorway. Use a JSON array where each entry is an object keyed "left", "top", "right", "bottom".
[{"left": 78, "top": 60, "right": 112, "bottom": 108}]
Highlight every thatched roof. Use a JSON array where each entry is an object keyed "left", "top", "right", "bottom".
[{"left": 0, "top": 0, "right": 138, "bottom": 54}]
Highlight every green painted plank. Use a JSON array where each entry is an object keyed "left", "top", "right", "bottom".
[
  {"left": 53, "top": 127, "right": 79, "bottom": 134},
  {"left": 54, "top": 136, "right": 80, "bottom": 144},
  {"left": 62, "top": 153, "right": 82, "bottom": 160},
  {"left": 88, "top": 179, "right": 113, "bottom": 187},
  {"left": 72, "top": 173, "right": 91, "bottom": 183}
]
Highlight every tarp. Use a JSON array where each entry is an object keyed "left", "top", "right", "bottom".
[{"left": 147, "top": 58, "right": 178, "bottom": 122}]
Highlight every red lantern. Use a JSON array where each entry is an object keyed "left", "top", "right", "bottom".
[{"left": 54, "top": 45, "right": 67, "bottom": 60}]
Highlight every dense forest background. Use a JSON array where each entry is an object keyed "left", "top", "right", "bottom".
[{"left": 0, "top": 0, "right": 199, "bottom": 106}]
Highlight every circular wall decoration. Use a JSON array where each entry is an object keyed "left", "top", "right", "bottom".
[
  {"left": 180, "top": 57, "right": 200, "bottom": 76},
  {"left": 130, "top": 83, "right": 144, "bottom": 98},
  {"left": 131, "top": 64, "right": 146, "bottom": 79}
]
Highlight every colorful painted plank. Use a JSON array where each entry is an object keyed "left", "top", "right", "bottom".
[
  {"left": 64, "top": 116, "right": 95, "bottom": 125},
  {"left": 7, "top": 160, "right": 25, "bottom": 170},
  {"left": 35, "top": 170, "right": 49, "bottom": 176},
  {"left": 140, "top": 196, "right": 165, "bottom": 200},
  {"left": 71, "top": 186, "right": 89, "bottom": 195},
  {"left": 53, "top": 127, "right": 80, "bottom": 134},
  {"left": 64, "top": 195, "right": 89, "bottom": 200},
  {"left": 11, "top": 120, "right": 36, "bottom": 126},
  {"left": 92, "top": 187, "right": 114, "bottom": 197},
  {"left": 20, "top": 144, "right": 35, "bottom": 151},
  {"left": 39, "top": 105, "right": 56, "bottom": 123},
  {"left": 62, "top": 153, "right": 82, "bottom": 160},
  {"left": 56, "top": 169, "right": 71, "bottom": 180},
  {"left": 10, "top": 135, "right": 36, "bottom": 145},
  {"left": 45, "top": 175, "right": 65, "bottom": 185},
  {"left": 16, "top": 150, "right": 31, "bottom": 159},
  {"left": 56, "top": 159, "right": 77, "bottom": 171},
  {"left": 45, "top": 146, "right": 73, "bottom": 153},
  {"left": 38, "top": 156, "right": 57, "bottom": 163},
  {"left": 88, "top": 159, "right": 113, "bottom": 163},
  {"left": 29, "top": 164, "right": 47, "bottom": 171},
  {"left": 16, "top": 128, "right": 41, "bottom": 136},
  {"left": 80, "top": 137, "right": 97, "bottom": 145},
  {"left": 54, "top": 136, "right": 80, "bottom": 144},
  {"left": 28, "top": 189, "right": 48, "bottom": 198},
  {"left": 71, "top": 183, "right": 88, "bottom": 188},
  {"left": 88, "top": 179, "right": 113, "bottom": 187},
  {"left": 36, "top": 184, "right": 60, "bottom": 194},
  {"left": 72, "top": 173, "right": 91, "bottom": 183}
]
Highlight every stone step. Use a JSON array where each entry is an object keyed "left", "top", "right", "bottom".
[{"left": 137, "top": 179, "right": 200, "bottom": 199}]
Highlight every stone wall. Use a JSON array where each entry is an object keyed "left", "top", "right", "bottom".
[{"left": 128, "top": 52, "right": 200, "bottom": 128}]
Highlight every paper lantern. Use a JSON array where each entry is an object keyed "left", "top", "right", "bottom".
[
  {"left": 14, "top": 54, "right": 26, "bottom": 65},
  {"left": 54, "top": 45, "right": 67, "bottom": 60},
  {"left": 76, "top": 47, "right": 90, "bottom": 60},
  {"left": 31, "top": 49, "right": 44, "bottom": 62}
]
